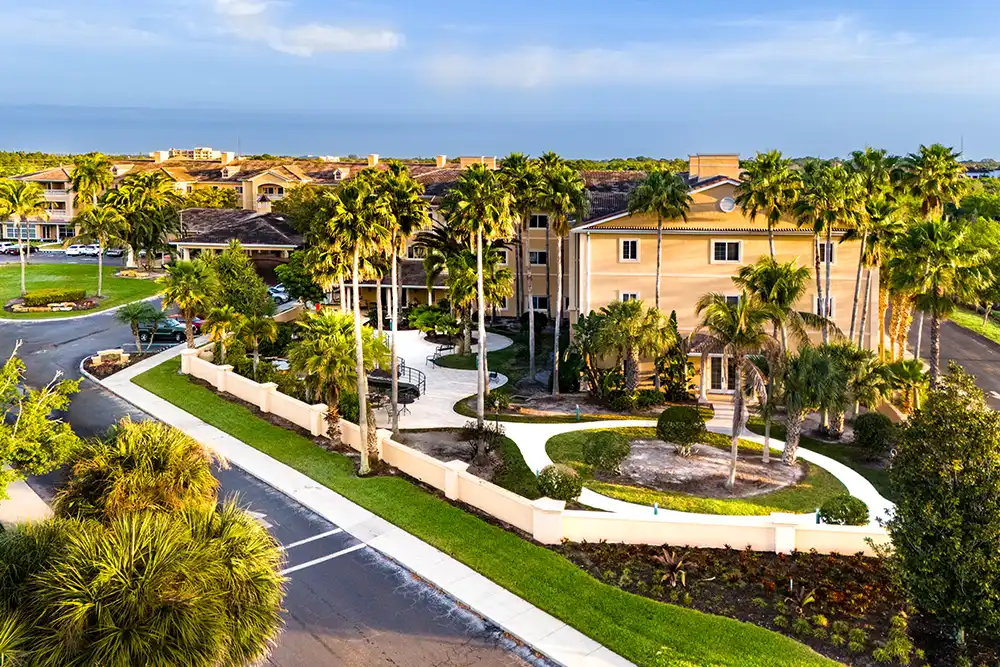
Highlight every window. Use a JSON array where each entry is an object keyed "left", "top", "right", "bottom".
[
  {"left": 495, "top": 249, "right": 508, "bottom": 264},
  {"left": 531, "top": 295, "right": 549, "bottom": 311},
  {"left": 816, "top": 296, "right": 835, "bottom": 318},
  {"left": 333, "top": 170, "right": 344, "bottom": 182},
  {"left": 709, "top": 355, "right": 738, "bottom": 392},
  {"left": 529, "top": 250, "right": 547, "bottom": 265},
  {"left": 620, "top": 239, "right": 639, "bottom": 262},
  {"left": 5, "top": 224, "right": 38, "bottom": 240},
  {"left": 712, "top": 240, "right": 742, "bottom": 263},
  {"left": 725, "top": 295, "right": 741, "bottom": 307},
  {"left": 817, "top": 241, "right": 835, "bottom": 264},
  {"left": 494, "top": 296, "right": 509, "bottom": 311},
  {"left": 234, "top": 186, "right": 243, "bottom": 194},
  {"left": 620, "top": 292, "right": 639, "bottom": 302},
  {"left": 528, "top": 214, "right": 548, "bottom": 229},
  {"left": 186, "top": 185, "right": 193, "bottom": 194},
  {"left": 407, "top": 246, "right": 427, "bottom": 259}
]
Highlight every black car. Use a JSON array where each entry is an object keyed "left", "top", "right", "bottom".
[{"left": 137, "top": 319, "right": 188, "bottom": 344}]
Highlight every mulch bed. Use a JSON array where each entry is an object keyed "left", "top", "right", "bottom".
[
  {"left": 83, "top": 353, "right": 153, "bottom": 379},
  {"left": 4, "top": 295, "right": 106, "bottom": 314}
]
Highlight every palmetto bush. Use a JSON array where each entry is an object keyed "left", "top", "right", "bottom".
[{"left": 54, "top": 419, "right": 219, "bottom": 520}]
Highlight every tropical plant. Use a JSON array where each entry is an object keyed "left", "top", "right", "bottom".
[
  {"left": 852, "top": 411, "right": 897, "bottom": 461},
  {"left": 500, "top": 153, "right": 544, "bottom": 381},
  {"left": 204, "top": 304, "right": 245, "bottom": 365},
  {"left": 53, "top": 418, "right": 219, "bottom": 520},
  {"left": 69, "top": 205, "right": 126, "bottom": 297},
  {"left": 582, "top": 431, "right": 631, "bottom": 472},
  {"left": 780, "top": 345, "right": 846, "bottom": 465},
  {"left": 901, "top": 143, "right": 967, "bottom": 217},
  {"left": 538, "top": 163, "right": 589, "bottom": 396},
  {"left": 185, "top": 187, "right": 240, "bottom": 209},
  {"left": 653, "top": 549, "right": 689, "bottom": 588},
  {"left": 821, "top": 342, "right": 879, "bottom": 438},
  {"left": 0, "top": 180, "right": 47, "bottom": 296},
  {"left": 443, "top": 163, "right": 516, "bottom": 426},
  {"left": 597, "top": 299, "right": 672, "bottom": 393},
  {"left": 735, "top": 150, "right": 801, "bottom": 257},
  {"left": 888, "top": 217, "right": 988, "bottom": 386},
  {"left": 288, "top": 308, "right": 389, "bottom": 446},
  {"left": 159, "top": 259, "right": 218, "bottom": 348},
  {"left": 627, "top": 168, "right": 692, "bottom": 313},
  {"left": 538, "top": 151, "right": 564, "bottom": 313},
  {"left": 70, "top": 152, "right": 114, "bottom": 210},
  {"left": 888, "top": 359, "right": 928, "bottom": 413},
  {"left": 274, "top": 250, "right": 325, "bottom": 304},
  {"left": 732, "top": 257, "right": 829, "bottom": 351},
  {"left": 116, "top": 301, "right": 160, "bottom": 351},
  {"left": 695, "top": 292, "right": 778, "bottom": 487},
  {"left": 208, "top": 240, "right": 275, "bottom": 318},
  {"left": 238, "top": 314, "right": 278, "bottom": 380},
  {"left": 103, "top": 171, "right": 182, "bottom": 268}
]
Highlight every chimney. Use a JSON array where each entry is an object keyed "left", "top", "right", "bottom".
[
  {"left": 484, "top": 156, "right": 497, "bottom": 170},
  {"left": 688, "top": 154, "right": 741, "bottom": 180},
  {"left": 219, "top": 151, "right": 236, "bottom": 166},
  {"left": 435, "top": 154, "right": 447, "bottom": 168},
  {"left": 149, "top": 150, "right": 169, "bottom": 164},
  {"left": 367, "top": 153, "right": 379, "bottom": 167}
]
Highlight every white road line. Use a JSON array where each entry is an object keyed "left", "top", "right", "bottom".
[
  {"left": 282, "top": 528, "right": 343, "bottom": 550},
  {"left": 281, "top": 543, "right": 365, "bottom": 575}
]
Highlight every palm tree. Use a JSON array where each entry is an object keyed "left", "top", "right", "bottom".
[
  {"left": 819, "top": 342, "right": 867, "bottom": 438},
  {"left": 627, "top": 169, "right": 692, "bottom": 369},
  {"left": 70, "top": 152, "right": 114, "bottom": 210},
  {"left": 323, "top": 177, "right": 391, "bottom": 473},
  {"left": 103, "top": 171, "right": 182, "bottom": 268},
  {"left": 695, "top": 292, "right": 778, "bottom": 488},
  {"left": 539, "top": 164, "right": 589, "bottom": 397},
  {"left": 204, "top": 305, "right": 245, "bottom": 365},
  {"left": 888, "top": 217, "right": 988, "bottom": 387},
  {"left": 0, "top": 180, "right": 48, "bottom": 297},
  {"left": 888, "top": 359, "right": 928, "bottom": 413},
  {"left": 597, "top": 300, "right": 672, "bottom": 393},
  {"left": 538, "top": 151, "right": 563, "bottom": 317},
  {"left": 443, "top": 164, "right": 516, "bottom": 426},
  {"left": 238, "top": 314, "right": 278, "bottom": 380},
  {"left": 376, "top": 162, "right": 429, "bottom": 438},
  {"left": 780, "top": 345, "right": 845, "bottom": 464},
  {"left": 159, "top": 259, "right": 218, "bottom": 348},
  {"left": 901, "top": 143, "right": 967, "bottom": 217},
  {"left": 69, "top": 205, "right": 126, "bottom": 297},
  {"left": 848, "top": 197, "right": 907, "bottom": 352},
  {"left": 116, "top": 301, "right": 159, "bottom": 351},
  {"left": 500, "top": 153, "right": 544, "bottom": 382},
  {"left": 732, "top": 257, "right": 828, "bottom": 352},
  {"left": 288, "top": 308, "right": 390, "bottom": 446},
  {"left": 53, "top": 418, "right": 219, "bottom": 520},
  {"left": 735, "top": 150, "right": 801, "bottom": 257}
]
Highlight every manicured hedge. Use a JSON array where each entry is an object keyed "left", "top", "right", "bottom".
[{"left": 23, "top": 288, "right": 86, "bottom": 306}]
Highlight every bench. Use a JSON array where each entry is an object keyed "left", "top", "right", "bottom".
[{"left": 425, "top": 344, "right": 455, "bottom": 366}]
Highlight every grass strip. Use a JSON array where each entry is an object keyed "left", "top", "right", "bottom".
[
  {"left": 0, "top": 263, "right": 159, "bottom": 319},
  {"left": 133, "top": 357, "right": 835, "bottom": 667}
]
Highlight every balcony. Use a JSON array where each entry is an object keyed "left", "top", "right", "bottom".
[
  {"left": 42, "top": 188, "right": 70, "bottom": 200},
  {"left": 45, "top": 209, "right": 70, "bottom": 221}
]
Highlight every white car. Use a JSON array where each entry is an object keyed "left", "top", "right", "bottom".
[
  {"left": 0, "top": 242, "right": 17, "bottom": 254},
  {"left": 65, "top": 244, "right": 85, "bottom": 256},
  {"left": 82, "top": 245, "right": 101, "bottom": 256}
]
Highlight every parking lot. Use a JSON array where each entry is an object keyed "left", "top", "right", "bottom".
[{"left": 0, "top": 251, "right": 126, "bottom": 266}]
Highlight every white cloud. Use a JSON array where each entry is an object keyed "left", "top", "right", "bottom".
[
  {"left": 423, "top": 16, "right": 999, "bottom": 95},
  {"left": 212, "top": 0, "right": 402, "bottom": 56}
]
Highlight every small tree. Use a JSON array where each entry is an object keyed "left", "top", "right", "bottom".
[
  {"left": 209, "top": 240, "right": 276, "bottom": 318},
  {"left": 656, "top": 406, "right": 705, "bottom": 457},
  {"left": 116, "top": 301, "right": 159, "bottom": 351},
  {"left": 275, "top": 250, "right": 324, "bottom": 304},
  {"left": 886, "top": 363, "right": 1000, "bottom": 647},
  {"left": 159, "top": 259, "right": 218, "bottom": 348}
]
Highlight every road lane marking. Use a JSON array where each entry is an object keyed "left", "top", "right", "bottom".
[
  {"left": 282, "top": 528, "right": 343, "bottom": 550},
  {"left": 282, "top": 543, "right": 365, "bottom": 575}
]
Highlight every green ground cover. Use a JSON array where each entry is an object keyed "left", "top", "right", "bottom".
[
  {"left": 547, "top": 427, "right": 847, "bottom": 516},
  {"left": 0, "top": 263, "right": 159, "bottom": 319},
  {"left": 133, "top": 357, "right": 834, "bottom": 667},
  {"left": 950, "top": 306, "right": 1000, "bottom": 346}
]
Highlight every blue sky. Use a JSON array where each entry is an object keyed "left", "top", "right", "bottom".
[{"left": 2, "top": 0, "right": 1000, "bottom": 158}]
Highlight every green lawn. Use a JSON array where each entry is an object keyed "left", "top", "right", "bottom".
[
  {"left": 950, "top": 306, "right": 1000, "bottom": 347},
  {"left": 745, "top": 417, "right": 893, "bottom": 502},
  {"left": 133, "top": 358, "right": 835, "bottom": 667},
  {"left": 434, "top": 327, "right": 568, "bottom": 385},
  {"left": 547, "top": 427, "right": 847, "bottom": 516},
  {"left": 0, "top": 263, "right": 160, "bottom": 319}
]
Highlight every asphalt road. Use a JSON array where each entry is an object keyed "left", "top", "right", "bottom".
[
  {"left": 1, "top": 312, "right": 547, "bottom": 667},
  {"left": 0, "top": 252, "right": 127, "bottom": 266},
  {"left": 907, "top": 315, "right": 1000, "bottom": 410}
]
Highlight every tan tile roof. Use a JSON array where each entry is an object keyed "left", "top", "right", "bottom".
[{"left": 13, "top": 166, "right": 73, "bottom": 182}]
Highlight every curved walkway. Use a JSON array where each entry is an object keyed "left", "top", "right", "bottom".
[{"left": 502, "top": 406, "right": 894, "bottom": 527}]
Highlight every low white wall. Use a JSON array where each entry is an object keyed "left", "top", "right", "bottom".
[{"left": 179, "top": 348, "right": 891, "bottom": 556}]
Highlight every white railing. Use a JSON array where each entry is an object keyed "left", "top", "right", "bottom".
[{"left": 42, "top": 189, "right": 69, "bottom": 199}]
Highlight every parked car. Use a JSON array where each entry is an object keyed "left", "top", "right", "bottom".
[
  {"left": 268, "top": 284, "right": 291, "bottom": 304},
  {"left": 137, "top": 318, "right": 188, "bottom": 344},
  {"left": 0, "top": 242, "right": 18, "bottom": 254},
  {"left": 2, "top": 242, "right": 34, "bottom": 255},
  {"left": 82, "top": 245, "right": 101, "bottom": 256},
  {"left": 65, "top": 244, "right": 85, "bottom": 256},
  {"left": 105, "top": 248, "right": 124, "bottom": 257},
  {"left": 167, "top": 313, "right": 204, "bottom": 335}
]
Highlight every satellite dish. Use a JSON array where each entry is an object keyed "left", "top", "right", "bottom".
[{"left": 719, "top": 196, "right": 736, "bottom": 213}]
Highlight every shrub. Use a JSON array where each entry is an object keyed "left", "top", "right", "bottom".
[
  {"left": 339, "top": 392, "right": 360, "bottom": 424},
  {"left": 486, "top": 391, "right": 510, "bottom": 414},
  {"left": 537, "top": 464, "right": 582, "bottom": 501},
  {"left": 656, "top": 406, "right": 706, "bottom": 457},
  {"left": 519, "top": 310, "right": 549, "bottom": 332},
  {"left": 852, "top": 411, "right": 897, "bottom": 460},
  {"left": 582, "top": 431, "right": 631, "bottom": 473},
  {"left": 23, "top": 288, "right": 85, "bottom": 307},
  {"left": 819, "top": 494, "right": 869, "bottom": 526},
  {"left": 636, "top": 389, "right": 667, "bottom": 408},
  {"left": 607, "top": 393, "right": 637, "bottom": 413}
]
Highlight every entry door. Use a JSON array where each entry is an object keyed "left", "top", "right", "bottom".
[{"left": 709, "top": 356, "right": 737, "bottom": 392}]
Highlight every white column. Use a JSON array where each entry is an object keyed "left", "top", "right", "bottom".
[
  {"left": 215, "top": 364, "right": 234, "bottom": 392},
  {"left": 699, "top": 351, "right": 709, "bottom": 402},
  {"left": 770, "top": 514, "right": 800, "bottom": 554},
  {"left": 180, "top": 348, "right": 199, "bottom": 374},
  {"left": 309, "top": 403, "right": 329, "bottom": 437},
  {"left": 258, "top": 382, "right": 278, "bottom": 413},
  {"left": 443, "top": 460, "right": 470, "bottom": 500},
  {"left": 531, "top": 498, "right": 566, "bottom": 544}
]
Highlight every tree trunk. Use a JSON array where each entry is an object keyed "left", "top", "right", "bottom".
[
  {"left": 814, "top": 234, "right": 824, "bottom": 339},
  {"left": 252, "top": 345, "right": 260, "bottom": 380},
  {"left": 929, "top": 311, "right": 941, "bottom": 389},
  {"left": 858, "top": 268, "right": 873, "bottom": 348},
  {"left": 823, "top": 227, "right": 832, "bottom": 344},
  {"left": 897, "top": 306, "right": 913, "bottom": 360},
  {"left": 220, "top": 340, "right": 227, "bottom": 366},
  {"left": 17, "top": 217, "right": 27, "bottom": 297},
  {"left": 768, "top": 221, "right": 776, "bottom": 259},
  {"left": 126, "top": 246, "right": 137, "bottom": 269},
  {"left": 186, "top": 311, "right": 195, "bottom": 348},
  {"left": 462, "top": 312, "right": 472, "bottom": 356},
  {"left": 376, "top": 277, "right": 384, "bottom": 341},
  {"left": 523, "top": 216, "right": 536, "bottom": 382},
  {"left": 545, "top": 223, "right": 552, "bottom": 319},
  {"left": 353, "top": 249, "right": 372, "bottom": 474},
  {"left": 830, "top": 411, "right": 845, "bottom": 439},
  {"left": 97, "top": 237, "right": 105, "bottom": 297},
  {"left": 984, "top": 304, "right": 993, "bottom": 326},
  {"left": 552, "top": 236, "right": 564, "bottom": 396},
  {"left": 726, "top": 364, "right": 744, "bottom": 490},
  {"left": 783, "top": 410, "right": 803, "bottom": 465},
  {"left": 476, "top": 229, "right": 486, "bottom": 428},
  {"left": 515, "top": 228, "right": 523, "bottom": 318},
  {"left": 914, "top": 310, "right": 925, "bottom": 360},
  {"left": 326, "top": 398, "right": 342, "bottom": 447},
  {"left": 625, "top": 347, "right": 639, "bottom": 394},
  {"left": 848, "top": 236, "right": 866, "bottom": 341},
  {"left": 654, "top": 213, "right": 663, "bottom": 391},
  {"left": 878, "top": 283, "right": 889, "bottom": 360},
  {"left": 390, "top": 248, "right": 400, "bottom": 438},
  {"left": 699, "top": 351, "right": 708, "bottom": 402},
  {"left": 763, "top": 415, "right": 771, "bottom": 464}
]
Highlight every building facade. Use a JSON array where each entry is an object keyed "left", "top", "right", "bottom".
[{"left": 5, "top": 167, "right": 79, "bottom": 242}]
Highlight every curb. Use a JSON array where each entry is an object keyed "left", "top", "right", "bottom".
[{"left": 1, "top": 294, "right": 162, "bottom": 325}]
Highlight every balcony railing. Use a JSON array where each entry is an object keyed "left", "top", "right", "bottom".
[{"left": 42, "top": 189, "right": 69, "bottom": 199}]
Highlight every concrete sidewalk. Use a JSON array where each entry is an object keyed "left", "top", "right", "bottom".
[{"left": 97, "top": 345, "right": 632, "bottom": 667}]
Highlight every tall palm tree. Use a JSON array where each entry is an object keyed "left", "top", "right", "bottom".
[
  {"left": 238, "top": 315, "right": 278, "bottom": 380},
  {"left": 70, "top": 152, "right": 114, "bottom": 210},
  {"left": 159, "top": 259, "right": 218, "bottom": 348},
  {"left": 204, "top": 305, "right": 245, "bottom": 366},
  {"left": 538, "top": 151, "right": 563, "bottom": 317},
  {"left": 116, "top": 301, "right": 160, "bottom": 351},
  {"left": 780, "top": 345, "right": 845, "bottom": 464},
  {"left": 597, "top": 300, "right": 672, "bottom": 393},
  {"left": 888, "top": 217, "right": 987, "bottom": 387},
  {"left": 695, "top": 292, "right": 778, "bottom": 488},
  {"left": 104, "top": 171, "right": 182, "bottom": 268},
  {"left": 0, "top": 180, "right": 48, "bottom": 297},
  {"left": 323, "top": 176, "right": 391, "bottom": 473},
  {"left": 443, "top": 164, "right": 516, "bottom": 426},
  {"left": 69, "top": 205, "right": 126, "bottom": 297},
  {"left": 735, "top": 150, "right": 801, "bottom": 258},
  {"left": 732, "top": 257, "right": 829, "bottom": 351},
  {"left": 901, "top": 143, "right": 967, "bottom": 217},
  {"left": 538, "top": 164, "right": 589, "bottom": 396},
  {"left": 288, "top": 308, "right": 389, "bottom": 446},
  {"left": 500, "top": 153, "right": 544, "bottom": 382},
  {"left": 627, "top": 169, "right": 692, "bottom": 318},
  {"left": 376, "top": 162, "right": 429, "bottom": 438}
]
